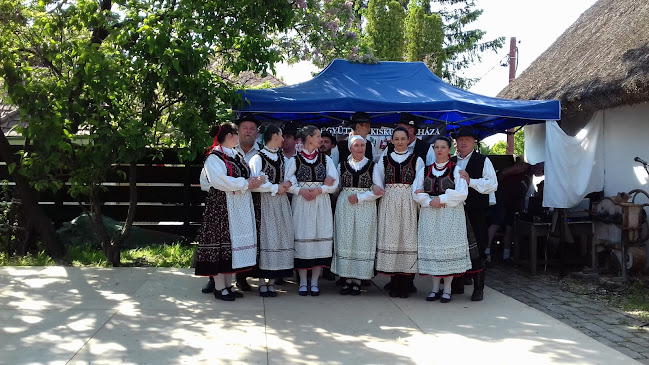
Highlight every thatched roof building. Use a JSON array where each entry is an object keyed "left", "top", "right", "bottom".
[{"left": 498, "top": 0, "right": 649, "bottom": 119}]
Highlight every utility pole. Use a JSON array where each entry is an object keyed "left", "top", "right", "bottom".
[{"left": 506, "top": 37, "right": 517, "bottom": 155}]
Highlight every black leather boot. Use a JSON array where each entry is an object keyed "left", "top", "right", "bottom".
[
  {"left": 471, "top": 270, "right": 485, "bottom": 302},
  {"left": 201, "top": 276, "right": 215, "bottom": 293},
  {"left": 451, "top": 275, "right": 465, "bottom": 294},
  {"left": 236, "top": 272, "right": 252, "bottom": 291}
]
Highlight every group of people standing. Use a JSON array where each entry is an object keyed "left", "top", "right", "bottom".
[{"left": 195, "top": 112, "right": 497, "bottom": 304}]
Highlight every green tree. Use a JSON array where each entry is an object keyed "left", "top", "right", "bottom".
[
  {"left": 281, "top": 0, "right": 503, "bottom": 88},
  {"left": 481, "top": 129, "right": 525, "bottom": 156},
  {"left": 365, "top": 0, "right": 407, "bottom": 60},
  {"left": 405, "top": 1, "right": 444, "bottom": 75},
  {"left": 0, "top": 0, "right": 294, "bottom": 265}
]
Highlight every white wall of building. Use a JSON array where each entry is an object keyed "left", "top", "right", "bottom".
[
  {"left": 523, "top": 102, "right": 649, "bottom": 206},
  {"left": 601, "top": 102, "right": 649, "bottom": 201}
]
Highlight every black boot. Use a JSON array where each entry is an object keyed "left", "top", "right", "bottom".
[
  {"left": 471, "top": 270, "right": 485, "bottom": 302},
  {"left": 399, "top": 275, "right": 410, "bottom": 298},
  {"left": 451, "top": 275, "right": 465, "bottom": 294},
  {"left": 388, "top": 276, "right": 399, "bottom": 297},
  {"left": 201, "top": 276, "right": 215, "bottom": 293},
  {"left": 408, "top": 274, "right": 417, "bottom": 293},
  {"left": 236, "top": 272, "right": 252, "bottom": 291}
]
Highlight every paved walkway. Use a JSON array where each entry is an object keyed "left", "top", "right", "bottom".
[
  {"left": 1, "top": 266, "right": 644, "bottom": 364},
  {"left": 489, "top": 265, "right": 649, "bottom": 363}
]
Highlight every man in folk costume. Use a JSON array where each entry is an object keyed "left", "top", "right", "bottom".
[
  {"left": 450, "top": 126, "right": 498, "bottom": 301},
  {"left": 336, "top": 112, "right": 378, "bottom": 165},
  {"left": 233, "top": 114, "right": 263, "bottom": 292}
]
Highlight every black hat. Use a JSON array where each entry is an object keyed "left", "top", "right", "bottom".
[
  {"left": 282, "top": 122, "right": 298, "bottom": 137},
  {"left": 320, "top": 130, "right": 336, "bottom": 144},
  {"left": 397, "top": 113, "right": 420, "bottom": 128},
  {"left": 347, "top": 112, "right": 371, "bottom": 126},
  {"left": 235, "top": 113, "right": 261, "bottom": 127},
  {"left": 451, "top": 126, "right": 480, "bottom": 140}
]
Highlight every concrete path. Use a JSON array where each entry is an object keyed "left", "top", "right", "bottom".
[
  {"left": 489, "top": 265, "right": 649, "bottom": 362},
  {"left": 0, "top": 266, "right": 642, "bottom": 365}
]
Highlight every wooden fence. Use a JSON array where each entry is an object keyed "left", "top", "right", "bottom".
[
  {"left": 1, "top": 145, "right": 517, "bottom": 239},
  {"left": 0, "top": 146, "right": 207, "bottom": 238}
]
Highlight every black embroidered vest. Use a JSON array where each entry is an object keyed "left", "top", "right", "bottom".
[
  {"left": 211, "top": 149, "right": 250, "bottom": 179},
  {"left": 383, "top": 153, "right": 416, "bottom": 185},
  {"left": 259, "top": 150, "right": 284, "bottom": 185},
  {"left": 295, "top": 152, "right": 327, "bottom": 182},
  {"left": 451, "top": 152, "right": 489, "bottom": 209},
  {"left": 340, "top": 160, "right": 374, "bottom": 189},
  {"left": 423, "top": 163, "right": 456, "bottom": 197}
]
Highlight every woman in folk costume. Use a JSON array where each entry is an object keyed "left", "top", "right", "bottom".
[
  {"left": 285, "top": 125, "right": 339, "bottom": 296},
  {"left": 413, "top": 136, "right": 471, "bottom": 303},
  {"left": 249, "top": 125, "right": 295, "bottom": 298},
  {"left": 196, "top": 122, "right": 265, "bottom": 301},
  {"left": 332, "top": 136, "right": 383, "bottom": 296},
  {"left": 373, "top": 127, "right": 424, "bottom": 298}
]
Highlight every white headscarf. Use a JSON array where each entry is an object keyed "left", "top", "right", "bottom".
[{"left": 348, "top": 135, "right": 366, "bottom": 151}]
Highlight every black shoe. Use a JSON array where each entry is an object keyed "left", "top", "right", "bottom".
[
  {"left": 214, "top": 289, "right": 235, "bottom": 301},
  {"left": 267, "top": 285, "right": 278, "bottom": 297},
  {"left": 471, "top": 289, "right": 484, "bottom": 302},
  {"left": 384, "top": 282, "right": 391, "bottom": 290},
  {"left": 298, "top": 285, "right": 308, "bottom": 296},
  {"left": 340, "top": 284, "right": 352, "bottom": 295},
  {"left": 274, "top": 278, "right": 285, "bottom": 285},
  {"left": 399, "top": 290, "right": 409, "bottom": 299},
  {"left": 202, "top": 278, "right": 215, "bottom": 293},
  {"left": 310, "top": 285, "right": 320, "bottom": 296},
  {"left": 440, "top": 292, "right": 452, "bottom": 303},
  {"left": 409, "top": 282, "right": 417, "bottom": 293},
  {"left": 227, "top": 286, "right": 244, "bottom": 298},
  {"left": 463, "top": 276, "right": 473, "bottom": 285},
  {"left": 236, "top": 278, "right": 252, "bottom": 292},
  {"left": 258, "top": 285, "right": 269, "bottom": 298},
  {"left": 351, "top": 285, "right": 361, "bottom": 296},
  {"left": 425, "top": 290, "right": 442, "bottom": 302}
]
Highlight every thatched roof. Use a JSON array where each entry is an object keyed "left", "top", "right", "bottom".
[{"left": 497, "top": 0, "right": 649, "bottom": 119}]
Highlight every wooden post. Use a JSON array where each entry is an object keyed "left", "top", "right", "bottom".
[{"left": 507, "top": 37, "right": 517, "bottom": 155}]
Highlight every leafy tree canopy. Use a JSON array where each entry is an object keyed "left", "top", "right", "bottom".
[{"left": 279, "top": 0, "right": 504, "bottom": 89}]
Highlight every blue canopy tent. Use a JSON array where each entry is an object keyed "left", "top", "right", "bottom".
[{"left": 234, "top": 59, "right": 560, "bottom": 139}]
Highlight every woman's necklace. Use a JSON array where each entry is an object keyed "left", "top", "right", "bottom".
[
  {"left": 351, "top": 156, "right": 364, "bottom": 163},
  {"left": 263, "top": 146, "right": 279, "bottom": 154},
  {"left": 433, "top": 160, "right": 450, "bottom": 171},
  {"left": 301, "top": 148, "right": 318, "bottom": 160},
  {"left": 394, "top": 149, "right": 408, "bottom": 155}
]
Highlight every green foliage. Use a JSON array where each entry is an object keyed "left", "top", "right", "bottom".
[
  {"left": 405, "top": 1, "right": 444, "bottom": 75},
  {"left": 279, "top": 0, "right": 503, "bottom": 88},
  {"left": 65, "top": 245, "right": 108, "bottom": 266},
  {"left": 0, "top": 0, "right": 295, "bottom": 264},
  {"left": 366, "top": 0, "right": 406, "bottom": 60},
  {"left": 2, "top": 243, "right": 194, "bottom": 267},
  {"left": 0, "top": 250, "right": 55, "bottom": 266},
  {"left": 278, "top": 0, "right": 377, "bottom": 67},
  {"left": 481, "top": 129, "right": 525, "bottom": 156},
  {"left": 121, "top": 243, "right": 193, "bottom": 267}
]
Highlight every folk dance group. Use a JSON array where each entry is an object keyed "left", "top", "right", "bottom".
[{"left": 195, "top": 112, "right": 498, "bottom": 303}]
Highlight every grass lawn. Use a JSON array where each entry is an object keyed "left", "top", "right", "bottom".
[{"left": 0, "top": 243, "right": 194, "bottom": 268}]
